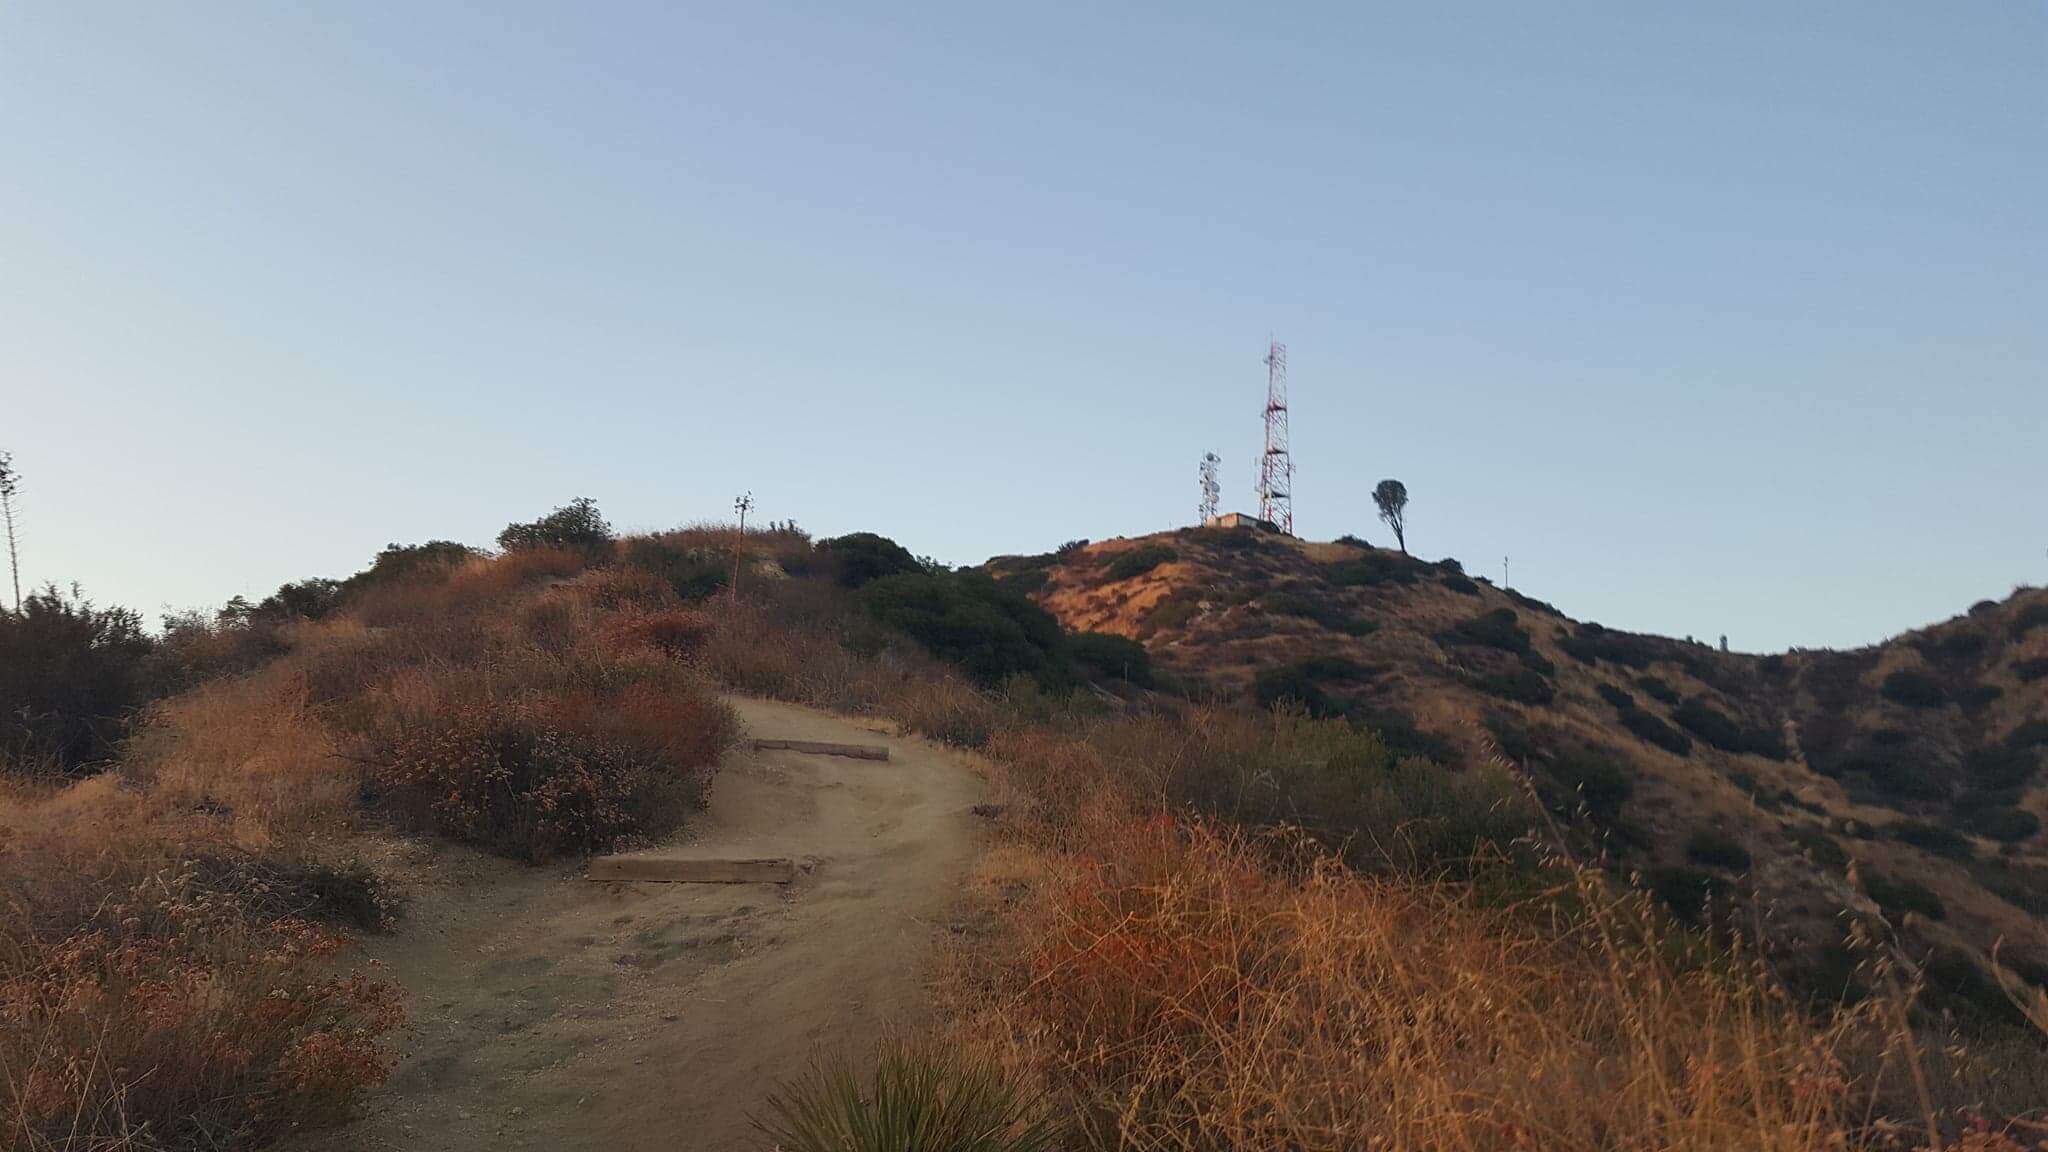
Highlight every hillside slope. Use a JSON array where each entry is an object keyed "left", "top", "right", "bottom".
[{"left": 988, "top": 527, "right": 2048, "bottom": 1020}]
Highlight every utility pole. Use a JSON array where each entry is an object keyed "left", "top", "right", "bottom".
[
  {"left": 731, "top": 491, "right": 753, "bottom": 602},
  {"left": 1502, "top": 555, "right": 1509, "bottom": 591},
  {"left": 0, "top": 453, "right": 19, "bottom": 613}
]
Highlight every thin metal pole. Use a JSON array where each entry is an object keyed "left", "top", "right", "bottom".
[
  {"left": 0, "top": 453, "right": 19, "bottom": 612},
  {"left": 731, "top": 492, "right": 753, "bottom": 602}
]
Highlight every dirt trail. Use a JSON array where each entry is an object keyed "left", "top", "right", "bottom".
[{"left": 304, "top": 697, "right": 983, "bottom": 1151}]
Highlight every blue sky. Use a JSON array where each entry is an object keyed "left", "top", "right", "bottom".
[{"left": 2, "top": 3, "right": 2042, "bottom": 651}]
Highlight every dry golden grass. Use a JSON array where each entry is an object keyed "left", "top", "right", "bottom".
[
  {"left": 939, "top": 677, "right": 2048, "bottom": 1149},
  {"left": 971, "top": 818, "right": 1882, "bottom": 1151}
]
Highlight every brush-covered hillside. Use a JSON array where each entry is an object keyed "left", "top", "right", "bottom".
[{"left": 988, "top": 526, "right": 2048, "bottom": 1021}]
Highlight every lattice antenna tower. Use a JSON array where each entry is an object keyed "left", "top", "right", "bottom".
[
  {"left": 1197, "top": 453, "right": 1221, "bottom": 523},
  {"left": 1256, "top": 341, "right": 1293, "bottom": 534}
]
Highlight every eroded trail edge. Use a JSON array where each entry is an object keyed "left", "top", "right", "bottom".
[{"left": 304, "top": 696, "right": 982, "bottom": 1152}]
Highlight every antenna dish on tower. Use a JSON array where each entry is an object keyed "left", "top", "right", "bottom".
[
  {"left": 1256, "top": 341, "right": 1293, "bottom": 535},
  {"left": 1198, "top": 453, "right": 1221, "bottom": 523}
]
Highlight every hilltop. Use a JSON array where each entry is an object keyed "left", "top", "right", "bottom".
[
  {"left": 8, "top": 501, "right": 2046, "bottom": 1147},
  {"left": 988, "top": 526, "right": 2048, "bottom": 1019}
]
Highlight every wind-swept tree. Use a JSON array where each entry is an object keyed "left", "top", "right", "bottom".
[{"left": 1373, "top": 479, "right": 1409, "bottom": 554}]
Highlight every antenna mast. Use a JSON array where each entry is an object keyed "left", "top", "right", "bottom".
[
  {"left": 1198, "top": 453, "right": 1221, "bottom": 523},
  {"left": 1256, "top": 341, "right": 1293, "bottom": 534},
  {"left": 0, "top": 453, "right": 18, "bottom": 612}
]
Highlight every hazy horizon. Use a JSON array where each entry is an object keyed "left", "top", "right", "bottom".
[{"left": 4, "top": 3, "right": 2043, "bottom": 651}]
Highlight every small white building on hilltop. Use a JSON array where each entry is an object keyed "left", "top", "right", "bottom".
[{"left": 1203, "top": 511, "right": 1282, "bottom": 533}]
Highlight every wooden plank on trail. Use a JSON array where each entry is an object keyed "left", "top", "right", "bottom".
[
  {"left": 751, "top": 738, "right": 890, "bottom": 761},
  {"left": 587, "top": 856, "right": 797, "bottom": 884}
]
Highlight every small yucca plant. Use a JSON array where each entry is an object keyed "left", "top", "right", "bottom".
[{"left": 752, "top": 1043, "right": 1063, "bottom": 1152}]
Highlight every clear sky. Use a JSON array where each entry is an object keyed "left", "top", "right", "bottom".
[{"left": 2, "top": 3, "right": 2042, "bottom": 652}]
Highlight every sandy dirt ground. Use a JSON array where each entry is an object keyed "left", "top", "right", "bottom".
[{"left": 297, "top": 697, "right": 983, "bottom": 1151}]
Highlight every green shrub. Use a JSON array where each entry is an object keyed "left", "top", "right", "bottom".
[
  {"left": 0, "top": 586, "right": 154, "bottom": 776},
  {"left": 1884, "top": 820, "right": 1974, "bottom": 862},
  {"left": 2008, "top": 719, "right": 2048, "bottom": 750},
  {"left": 1595, "top": 683, "right": 1635, "bottom": 711},
  {"left": 1850, "top": 748, "right": 1952, "bottom": 801},
  {"left": 1504, "top": 588, "right": 1560, "bottom": 615},
  {"left": 342, "top": 540, "right": 478, "bottom": 595},
  {"left": 1484, "top": 712, "right": 1539, "bottom": 764},
  {"left": 1880, "top": 669, "right": 1948, "bottom": 708},
  {"left": 497, "top": 496, "right": 613, "bottom": 552},
  {"left": 1143, "top": 592, "right": 1201, "bottom": 634},
  {"left": 1642, "top": 865, "right": 1730, "bottom": 924},
  {"left": 1551, "top": 753, "right": 1634, "bottom": 821},
  {"left": 1001, "top": 568, "right": 1050, "bottom": 595},
  {"left": 1913, "top": 629, "right": 1989, "bottom": 661},
  {"left": 1068, "top": 631, "right": 1153, "bottom": 687},
  {"left": 1557, "top": 622, "right": 1661, "bottom": 670},
  {"left": 1263, "top": 591, "right": 1377, "bottom": 636},
  {"left": 1802, "top": 652, "right": 1877, "bottom": 712},
  {"left": 1635, "top": 675, "right": 1679, "bottom": 705},
  {"left": 1784, "top": 824, "right": 1848, "bottom": 870},
  {"left": 1967, "top": 806, "right": 2040, "bottom": 844},
  {"left": 1957, "top": 682, "right": 2003, "bottom": 712},
  {"left": 1685, "top": 827, "right": 1752, "bottom": 871},
  {"left": 863, "top": 571, "right": 1067, "bottom": 687},
  {"left": 1667, "top": 698, "right": 1785, "bottom": 760},
  {"left": 257, "top": 577, "right": 345, "bottom": 620},
  {"left": 819, "top": 532, "right": 926, "bottom": 588},
  {"left": 1330, "top": 551, "right": 1420, "bottom": 588},
  {"left": 1474, "top": 667, "right": 1554, "bottom": 705},
  {"left": 753, "top": 1043, "right": 1061, "bottom": 1152},
  {"left": 1441, "top": 573, "right": 1480, "bottom": 596},
  {"left": 1966, "top": 744, "right": 2038, "bottom": 789},
  {"left": 1670, "top": 697, "right": 1742, "bottom": 748},
  {"left": 1242, "top": 728, "right": 1533, "bottom": 875},
  {"left": 1617, "top": 705, "right": 1692, "bottom": 756},
  {"left": 1104, "top": 544, "right": 1176, "bottom": 581},
  {"left": 1452, "top": 609, "right": 1532, "bottom": 654},
  {"left": 2010, "top": 601, "right": 2048, "bottom": 639},
  {"left": 1862, "top": 872, "right": 1945, "bottom": 920},
  {"left": 2014, "top": 657, "right": 2048, "bottom": 683},
  {"left": 1351, "top": 708, "right": 1459, "bottom": 765},
  {"left": 623, "top": 537, "right": 729, "bottom": 601},
  {"left": 1253, "top": 655, "right": 1370, "bottom": 718},
  {"left": 1972, "top": 860, "right": 2048, "bottom": 915}
]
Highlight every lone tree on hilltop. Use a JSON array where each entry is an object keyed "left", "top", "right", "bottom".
[{"left": 1373, "top": 479, "right": 1409, "bottom": 554}]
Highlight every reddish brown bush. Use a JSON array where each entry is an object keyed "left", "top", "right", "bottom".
[
  {"left": 612, "top": 609, "right": 719, "bottom": 659},
  {"left": 374, "top": 686, "right": 735, "bottom": 863},
  {"left": 1, "top": 860, "right": 398, "bottom": 1147}
]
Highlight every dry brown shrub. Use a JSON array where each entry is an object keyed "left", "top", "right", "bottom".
[
  {"left": 350, "top": 546, "right": 590, "bottom": 628},
  {"left": 884, "top": 675, "right": 1007, "bottom": 748},
  {"left": 581, "top": 565, "right": 679, "bottom": 612},
  {"left": 983, "top": 816, "right": 1882, "bottom": 1152},
  {"left": 608, "top": 608, "right": 719, "bottom": 659},
  {"left": 372, "top": 681, "right": 737, "bottom": 863},
  {"left": 0, "top": 851, "right": 399, "bottom": 1150}
]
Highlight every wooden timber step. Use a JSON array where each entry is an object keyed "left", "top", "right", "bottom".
[
  {"left": 751, "top": 738, "right": 890, "bottom": 761},
  {"left": 587, "top": 856, "right": 797, "bottom": 884}
]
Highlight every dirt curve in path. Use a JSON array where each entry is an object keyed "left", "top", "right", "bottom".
[{"left": 300, "top": 697, "right": 984, "bottom": 1151}]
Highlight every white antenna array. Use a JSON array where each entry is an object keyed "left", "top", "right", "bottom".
[{"left": 1198, "top": 453, "right": 1221, "bottom": 523}]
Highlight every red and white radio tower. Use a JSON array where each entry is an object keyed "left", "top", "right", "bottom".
[{"left": 1256, "top": 340, "right": 1293, "bottom": 534}]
